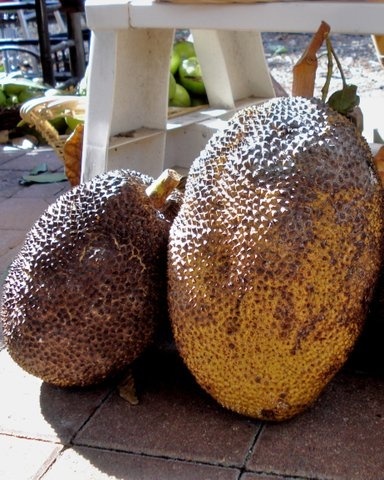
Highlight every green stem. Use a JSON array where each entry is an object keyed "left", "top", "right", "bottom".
[
  {"left": 322, "top": 34, "right": 333, "bottom": 102},
  {"left": 330, "top": 41, "right": 347, "bottom": 88}
]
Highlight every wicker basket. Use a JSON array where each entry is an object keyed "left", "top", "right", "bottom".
[{"left": 19, "top": 96, "right": 86, "bottom": 160}]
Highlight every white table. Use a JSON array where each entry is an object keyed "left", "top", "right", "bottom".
[{"left": 81, "top": 0, "right": 384, "bottom": 181}]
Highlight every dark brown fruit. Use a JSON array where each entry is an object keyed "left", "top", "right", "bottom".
[{"left": 1, "top": 169, "right": 176, "bottom": 387}]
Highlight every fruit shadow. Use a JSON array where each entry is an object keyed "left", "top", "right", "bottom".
[
  {"left": 38, "top": 346, "right": 258, "bottom": 477},
  {"left": 347, "top": 313, "right": 384, "bottom": 377},
  {"left": 37, "top": 317, "right": 384, "bottom": 478}
]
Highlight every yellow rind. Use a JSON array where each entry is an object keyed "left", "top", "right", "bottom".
[{"left": 168, "top": 97, "right": 384, "bottom": 421}]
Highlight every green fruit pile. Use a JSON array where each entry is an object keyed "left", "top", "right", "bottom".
[
  {"left": 168, "top": 40, "right": 208, "bottom": 108},
  {"left": 0, "top": 75, "right": 86, "bottom": 135},
  {"left": 0, "top": 78, "right": 46, "bottom": 108}
]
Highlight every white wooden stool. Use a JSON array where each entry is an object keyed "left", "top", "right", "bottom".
[{"left": 82, "top": 0, "right": 384, "bottom": 182}]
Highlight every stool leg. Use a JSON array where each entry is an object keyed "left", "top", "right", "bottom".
[
  {"left": 192, "top": 30, "right": 275, "bottom": 109},
  {"left": 82, "top": 28, "right": 174, "bottom": 182},
  {"left": 81, "top": 30, "right": 117, "bottom": 182}
]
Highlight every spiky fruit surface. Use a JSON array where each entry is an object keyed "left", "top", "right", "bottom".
[
  {"left": 168, "top": 96, "right": 384, "bottom": 421},
  {"left": 1, "top": 169, "right": 172, "bottom": 387}
]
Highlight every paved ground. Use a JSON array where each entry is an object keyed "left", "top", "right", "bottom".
[{"left": 1, "top": 114, "right": 384, "bottom": 478}]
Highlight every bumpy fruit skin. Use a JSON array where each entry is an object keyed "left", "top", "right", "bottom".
[
  {"left": 1, "top": 169, "right": 173, "bottom": 387},
  {"left": 168, "top": 97, "right": 384, "bottom": 421}
]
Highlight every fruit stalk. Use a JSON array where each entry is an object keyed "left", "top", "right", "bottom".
[
  {"left": 145, "top": 168, "right": 182, "bottom": 210},
  {"left": 321, "top": 34, "right": 333, "bottom": 102}
]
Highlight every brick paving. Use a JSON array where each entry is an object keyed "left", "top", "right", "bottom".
[{"left": 0, "top": 142, "right": 384, "bottom": 480}]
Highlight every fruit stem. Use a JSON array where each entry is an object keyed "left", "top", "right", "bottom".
[
  {"left": 329, "top": 38, "right": 348, "bottom": 88},
  {"left": 321, "top": 34, "right": 333, "bottom": 102},
  {"left": 146, "top": 168, "right": 182, "bottom": 210},
  {"left": 322, "top": 32, "right": 348, "bottom": 101}
]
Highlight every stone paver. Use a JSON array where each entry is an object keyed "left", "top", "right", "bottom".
[
  {"left": 247, "top": 372, "right": 384, "bottom": 480},
  {"left": 0, "top": 244, "right": 22, "bottom": 296},
  {"left": 0, "top": 147, "right": 63, "bottom": 172},
  {"left": 13, "top": 180, "right": 69, "bottom": 199},
  {"left": 240, "top": 474, "right": 294, "bottom": 480},
  {"left": 0, "top": 434, "right": 62, "bottom": 480},
  {"left": 0, "top": 148, "right": 68, "bottom": 201},
  {"left": 75, "top": 351, "right": 261, "bottom": 467},
  {"left": 0, "top": 197, "right": 50, "bottom": 229},
  {"left": 0, "top": 169, "right": 28, "bottom": 199},
  {"left": 0, "top": 350, "right": 112, "bottom": 443},
  {"left": 0, "top": 229, "right": 26, "bottom": 257},
  {"left": 0, "top": 147, "right": 27, "bottom": 167},
  {"left": 41, "top": 446, "right": 241, "bottom": 480}
]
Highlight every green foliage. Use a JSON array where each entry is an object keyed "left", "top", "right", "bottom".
[
  {"left": 322, "top": 34, "right": 360, "bottom": 117},
  {"left": 327, "top": 84, "right": 360, "bottom": 115}
]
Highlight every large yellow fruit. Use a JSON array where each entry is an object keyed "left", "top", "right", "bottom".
[{"left": 168, "top": 96, "right": 384, "bottom": 421}]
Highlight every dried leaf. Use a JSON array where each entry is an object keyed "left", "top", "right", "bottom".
[
  {"left": 30, "top": 163, "right": 48, "bottom": 175},
  {"left": 292, "top": 21, "right": 330, "bottom": 97},
  {"left": 273, "top": 45, "right": 288, "bottom": 56},
  {"left": 372, "top": 34, "right": 384, "bottom": 66},
  {"left": 373, "top": 129, "right": 384, "bottom": 144},
  {"left": 118, "top": 369, "right": 139, "bottom": 405},
  {"left": 19, "top": 162, "right": 67, "bottom": 185},
  {"left": 63, "top": 123, "right": 83, "bottom": 187},
  {"left": 20, "top": 172, "right": 67, "bottom": 185}
]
